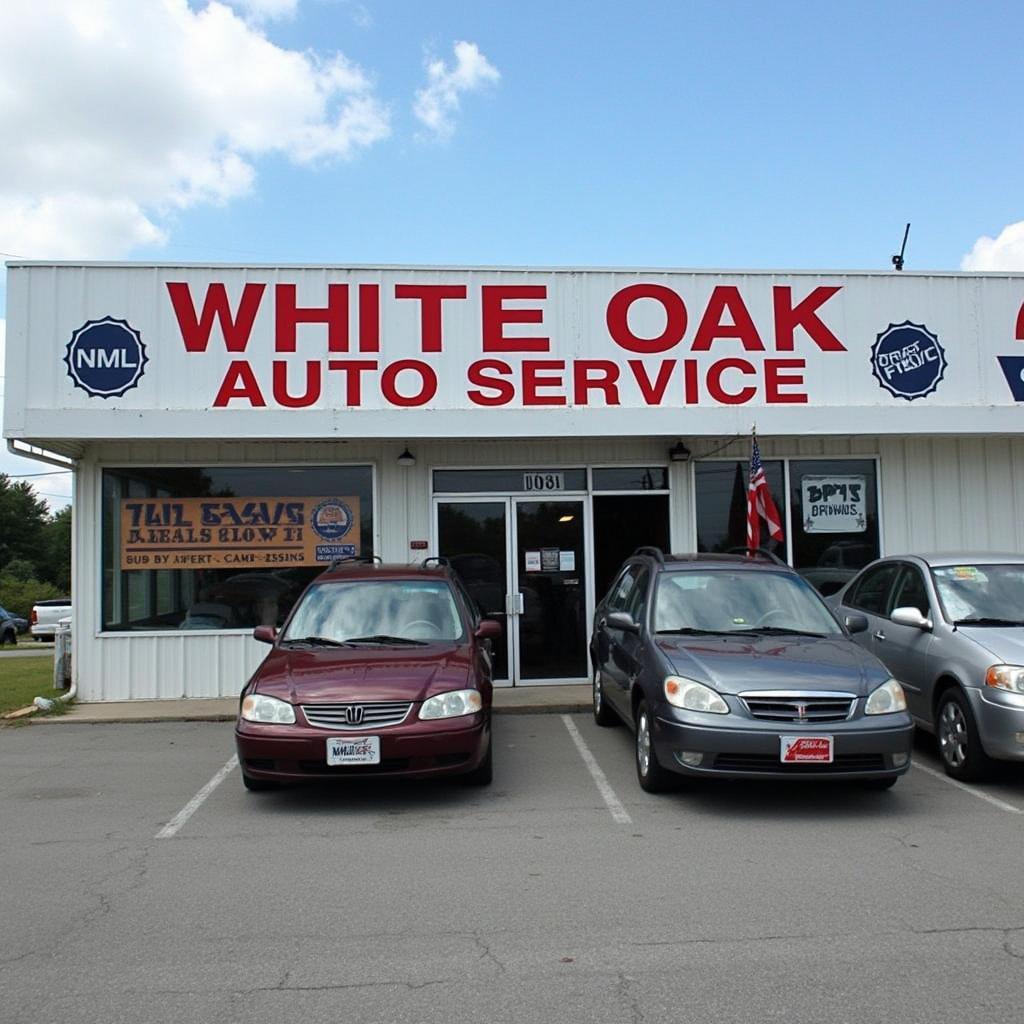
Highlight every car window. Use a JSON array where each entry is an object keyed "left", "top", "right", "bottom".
[
  {"left": 606, "top": 567, "right": 638, "bottom": 612},
  {"left": 847, "top": 563, "right": 900, "bottom": 615},
  {"left": 891, "top": 566, "right": 930, "bottom": 617},
  {"left": 624, "top": 569, "right": 649, "bottom": 622},
  {"left": 284, "top": 579, "right": 465, "bottom": 642},
  {"left": 653, "top": 570, "right": 842, "bottom": 635},
  {"left": 931, "top": 563, "right": 1024, "bottom": 624}
]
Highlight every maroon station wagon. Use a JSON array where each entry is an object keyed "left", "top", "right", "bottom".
[{"left": 235, "top": 560, "right": 501, "bottom": 790}]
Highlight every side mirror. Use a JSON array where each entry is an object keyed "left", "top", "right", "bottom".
[
  {"left": 843, "top": 613, "right": 869, "bottom": 634},
  {"left": 475, "top": 619, "right": 502, "bottom": 640},
  {"left": 253, "top": 625, "right": 277, "bottom": 644},
  {"left": 891, "top": 606, "right": 932, "bottom": 631},
  {"left": 606, "top": 611, "right": 640, "bottom": 634}
]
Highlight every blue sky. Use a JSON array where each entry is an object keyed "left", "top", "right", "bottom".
[{"left": 2, "top": 0, "right": 1024, "bottom": 503}]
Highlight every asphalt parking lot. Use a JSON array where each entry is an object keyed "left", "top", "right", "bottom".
[{"left": 2, "top": 714, "right": 1023, "bottom": 1024}]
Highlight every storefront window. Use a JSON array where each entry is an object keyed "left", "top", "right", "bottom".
[
  {"left": 695, "top": 460, "right": 785, "bottom": 556},
  {"left": 694, "top": 457, "right": 879, "bottom": 596},
  {"left": 101, "top": 466, "right": 374, "bottom": 631}
]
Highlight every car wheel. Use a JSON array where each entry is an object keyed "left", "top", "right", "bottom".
[
  {"left": 241, "top": 771, "right": 277, "bottom": 792},
  {"left": 462, "top": 735, "right": 493, "bottom": 786},
  {"left": 634, "top": 699, "right": 674, "bottom": 793},
  {"left": 2, "top": 628, "right": 14, "bottom": 646},
  {"left": 937, "top": 689, "right": 993, "bottom": 782},
  {"left": 593, "top": 668, "right": 618, "bottom": 727}
]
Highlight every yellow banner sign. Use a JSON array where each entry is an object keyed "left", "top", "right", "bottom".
[{"left": 120, "top": 496, "right": 361, "bottom": 570}]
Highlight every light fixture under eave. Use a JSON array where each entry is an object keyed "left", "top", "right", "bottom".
[
  {"left": 669, "top": 441, "right": 691, "bottom": 462},
  {"left": 396, "top": 447, "right": 416, "bottom": 467}
]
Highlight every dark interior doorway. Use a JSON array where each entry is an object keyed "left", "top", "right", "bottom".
[{"left": 592, "top": 494, "right": 670, "bottom": 602}]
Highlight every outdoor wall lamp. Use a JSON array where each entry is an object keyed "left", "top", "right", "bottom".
[
  {"left": 396, "top": 447, "right": 416, "bottom": 467},
  {"left": 669, "top": 441, "right": 691, "bottom": 462}
]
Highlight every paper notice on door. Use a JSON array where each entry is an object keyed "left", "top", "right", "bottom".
[
  {"left": 525, "top": 550, "right": 542, "bottom": 572},
  {"left": 559, "top": 550, "right": 575, "bottom": 571},
  {"left": 541, "top": 547, "right": 560, "bottom": 571}
]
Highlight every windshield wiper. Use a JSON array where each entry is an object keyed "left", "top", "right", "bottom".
[
  {"left": 953, "top": 617, "right": 1024, "bottom": 627},
  {"left": 746, "top": 627, "right": 829, "bottom": 638},
  {"left": 657, "top": 628, "right": 757, "bottom": 637},
  {"left": 281, "top": 635, "right": 350, "bottom": 647},
  {"left": 345, "top": 634, "right": 430, "bottom": 646}
]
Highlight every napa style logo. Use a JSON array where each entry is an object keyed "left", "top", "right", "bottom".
[
  {"left": 870, "top": 321, "right": 947, "bottom": 401},
  {"left": 310, "top": 498, "right": 357, "bottom": 560},
  {"left": 64, "top": 317, "right": 148, "bottom": 399}
]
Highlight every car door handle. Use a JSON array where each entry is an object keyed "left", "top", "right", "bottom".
[{"left": 874, "top": 631, "right": 886, "bottom": 641}]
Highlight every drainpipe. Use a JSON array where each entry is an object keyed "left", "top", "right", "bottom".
[{"left": 34, "top": 620, "right": 75, "bottom": 711}]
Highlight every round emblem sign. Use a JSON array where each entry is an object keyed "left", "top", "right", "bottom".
[
  {"left": 64, "top": 317, "right": 148, "bottom": 399},
  {"left": 870, "top": 321, "right": 946, "bottom": 401},
  {"left": 310, "top": 499, "right": 355, "bottom": 541}
]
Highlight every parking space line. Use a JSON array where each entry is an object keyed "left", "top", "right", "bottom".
[
  {"left": 156, "top": 755, "right": 239, "bottom": 839},
  {"left": 561, "top": 715, "right": 632, "bottom": 825},
  {"left": 911, "top": 760, "right": 1023, "bottom": 815}
]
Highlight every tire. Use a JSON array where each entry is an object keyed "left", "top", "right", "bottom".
[
  {"left": 937, "top": 689, "right": 993, "bottom": 782},
  {"left": 593, "top": 668, "right": 618, "bottom": 727},
  {"left": 241, "top": 772, "right": 277, "bottom": 792},
  {"left": 1, "top": 628, "right": 15, "bottom": 646},
  {"left": 462, "top": 734, "right": 493, "bottom": 786},
  {"left": 634, "top": 699, "right": 675, "bottom": 793}
]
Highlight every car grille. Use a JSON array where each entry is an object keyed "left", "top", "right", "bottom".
[
  {"left": 301, "top": 701, "right": 413, "bottom": 730},
  {"left": 713, "top": 753, "right": 886, "bottom": 773},
  {"left": 739, "top": 692, "right": 856, "bottom": 723}
]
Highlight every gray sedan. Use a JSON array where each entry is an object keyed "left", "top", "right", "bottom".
[{"left": 827, "top": 553, "right": 1024, "bottom": 780}]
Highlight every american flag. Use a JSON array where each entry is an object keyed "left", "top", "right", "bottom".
[{"left": 747, "top": 434, "right": 784, "bottom": 551}]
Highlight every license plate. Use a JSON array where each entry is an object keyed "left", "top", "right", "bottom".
[
  {"left": 780, "top": 735, "right": 833, "bottom": 763},
  {"left": 327, "top": 736, "right": 380, "bottom": 765}
]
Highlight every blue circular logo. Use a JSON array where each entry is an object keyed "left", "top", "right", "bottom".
[
  {"left": 870, "top": 321, "right": 947, "bottom": 401},
  {"left": 310, "top": 499, "right": 355, "bottom": 541},
  {"left": 64, "top": 317, "right": 148, "bottom": 399}
]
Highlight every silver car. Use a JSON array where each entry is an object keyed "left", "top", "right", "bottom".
[{"left": 828, "top": 553, "right": 1024, "bottom": 781}]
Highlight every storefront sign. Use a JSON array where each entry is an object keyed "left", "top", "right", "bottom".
[
  {"left": 801, "top": 476, "right": 866, "bottom": 533},
  {"left": 120, "top": 496, "right": 360, "bottom": 569}
]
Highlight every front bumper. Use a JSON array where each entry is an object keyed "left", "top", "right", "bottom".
[
  {"left": 964, "top": 687, "right": 1024, "bottom": 762},
  {"left": 235, "top": 712, "right": 490, "bottom": 782},
  {"left": 652, "top": 705, "right": 914, "bottom": 781}
]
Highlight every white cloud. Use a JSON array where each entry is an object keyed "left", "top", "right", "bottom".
[
  {"left": 413, "top": 41, "right": 500, "bottom": 139},
  {"left": 0, "top": 0, "right": 390, "bottom": 258},
  {"left": 223, "top": 0, "right": 299, "bottom": 21},
  {"left": 961, "top": 221, "right": 1024, "bottom": 271}
]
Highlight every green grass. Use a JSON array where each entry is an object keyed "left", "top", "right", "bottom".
[{"left": 0, "top": 657, "right": 64, "bottom": 717}]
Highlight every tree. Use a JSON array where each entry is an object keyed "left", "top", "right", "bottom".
[
  {"left": 0, "top": 475, "right": 51, "bottom": 570},
  {"left": 40, "top": 506, "right": 72, "bottom": 593}
]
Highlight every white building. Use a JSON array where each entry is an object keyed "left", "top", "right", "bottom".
[{"left": 5, "top": 262, "right": 1024, "bottom": 699}]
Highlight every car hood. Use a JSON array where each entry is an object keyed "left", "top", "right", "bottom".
[
  {"left": 253, "top": 644, "right": 473, "bottom": 703},
  {"left": 956, "top": 625, "right": 1024, "bottom": 665},
  {"left": 656, "top": 633, "right": 887, "bottom": 696}
]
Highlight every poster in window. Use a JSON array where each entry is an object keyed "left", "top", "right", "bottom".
[
  {"left": 120, "top": 496, "right": 361, "bottom": 569},
  {"left": 800, "top": 476, "right": 867, "bottom": 534}
]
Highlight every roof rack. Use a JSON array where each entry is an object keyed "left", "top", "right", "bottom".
[
  {"left": 420, "top": 556, "right": 450, "bottom": 569},
  {"left": 328, "top": 554, "right": 383, "bottom": 570},
  {"left": 632, "top": 546, "right": 666, "bottom": 563},
  {"left": 724, "top": 546, "right": 788, "bottom": 566}
]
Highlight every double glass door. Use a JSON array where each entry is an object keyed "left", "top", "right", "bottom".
[{"left": 436, "top": 497, "right": 589, "bottom": 685}]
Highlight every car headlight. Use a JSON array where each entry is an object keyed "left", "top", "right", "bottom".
[
  {"left": 240, "top": 693, "right": 296, "bottom": 724},
  {"left": 865, "top": 678, "right": 907, "bottom": 715},
  {"left": 664, "top": 676, "right": 729, "bottom": 715},
  {"left": 419, "top": 689, "right": 483, "bottom": 720},
  {"left": 986, "top": 665, "right": 1024, "bottom": 694}
]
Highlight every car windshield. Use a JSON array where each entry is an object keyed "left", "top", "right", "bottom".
[
  {"left": 283, "top": 580, "right": 465, "bottom": 643},
  {"left": 654, "top": 570, "right": 842, "bottom": 636},
  {"left": 931, "top": 564, "right": 1024, "bottom": 625}
]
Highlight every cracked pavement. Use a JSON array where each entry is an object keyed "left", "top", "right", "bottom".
[{"left": 2, "top": 716, "right": 1024, "bottom": 1024}]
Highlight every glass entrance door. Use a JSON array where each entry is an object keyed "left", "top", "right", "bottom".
[
  {"left": 512, "top": 498, "right": 587, "bottom": 681},
  {"left": 435, "top": 496, "right": 589, "bottom": 685}
]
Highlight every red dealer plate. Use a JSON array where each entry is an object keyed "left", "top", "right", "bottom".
[{"left": 780, "top": 735, "right": 833, "bottom": 763}]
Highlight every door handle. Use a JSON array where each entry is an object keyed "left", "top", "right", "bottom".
[
  {"left": 506, "top": 593, "right": 524, "bottom": 616},
  {"left": 873, "top": 631, "right": 886, "bottom": 641}
]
